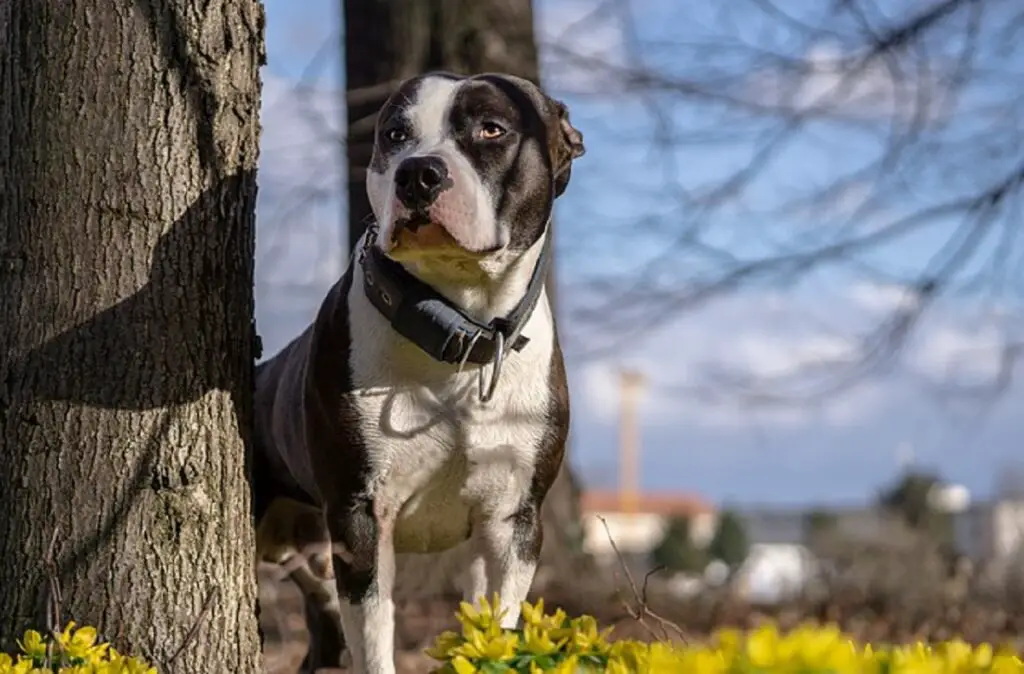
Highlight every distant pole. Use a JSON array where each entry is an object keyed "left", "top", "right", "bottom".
[{"left": 618, "top": 369, "right": 646, "bottom": 515}]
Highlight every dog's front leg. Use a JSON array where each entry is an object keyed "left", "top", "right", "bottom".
[
  {"left": 466, "top": 504, "right": 542, "bottom": 629},
  {"left": 329, "top": 498, "right": 397, "bottom": 674}
]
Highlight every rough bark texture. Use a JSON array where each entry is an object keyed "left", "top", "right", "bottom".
[
  {"left": 0, "top": 1, "right": 266, "bottom": 672},
  {"left": 343, "top": 0, "right": 586, "bottom": 585}
]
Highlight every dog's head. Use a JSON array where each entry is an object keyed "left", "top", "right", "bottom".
[{"left": 366, "top": 72, "right": 585, "bottom": 267}]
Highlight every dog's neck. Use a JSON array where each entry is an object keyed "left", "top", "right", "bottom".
[{"left": 375, "top": 231, "right": 548, "bottom": 327}]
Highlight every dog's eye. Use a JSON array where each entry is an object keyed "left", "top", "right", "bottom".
[
  {"left": 478, "top": 122, "right": 506, "bottom": 140},
  {"left": 385, "top": 128, "right": 408, "bottom": 144}
]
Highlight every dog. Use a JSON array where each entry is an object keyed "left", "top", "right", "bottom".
[{"left": 251, "top": 71, "right": 585, "bottom": 674}]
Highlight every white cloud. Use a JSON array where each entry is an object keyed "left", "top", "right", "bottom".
[
  {"left": 845, "top": 281, "right": 923, "bottom": 315},
  {"left": 844, "top": 282, "right": 1018, "bottom": 386},
  {"left": 749, "top": 40, "right": 949, "bottom": 122},
  {"left": 726, "top": 332, "right": 855, "bottom": 381},
  {"left": 572, "top": 292, "right": 884, "bottom": 431},
  {"left": 910, "top": 324, "right": 1011, "bottom": 385}
]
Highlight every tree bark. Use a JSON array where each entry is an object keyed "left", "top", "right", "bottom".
[
  {"left": 343, "top": 0, "right": 586, "bottom": 585},
  {"left": 0, "top": 2, "right": 266, "bottom": 672}
]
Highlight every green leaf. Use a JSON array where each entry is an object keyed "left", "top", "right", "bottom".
[
  {"left": 508, "top": 654, "right": 537, "bottom": 669},
  {"left": 531, "top": 654, "right": 557, "bottom": 669},
  {"left": 480, "top": 660, "right": 511, "bottom": 674}
]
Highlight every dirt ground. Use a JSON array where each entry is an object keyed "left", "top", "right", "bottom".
[
  {"left": 257, "top": 562, "right": 452, "bottom": 674},
  {"left": 257, "top": 561, "right": 1024, "bottom": 673}
]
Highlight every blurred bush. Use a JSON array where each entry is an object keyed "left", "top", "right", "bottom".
[
  {"left": 708, "top": 510, "right": 749, "bottom": 571},
  {"left": 649, "top": 516, "right": 707, "bottom": 574}
]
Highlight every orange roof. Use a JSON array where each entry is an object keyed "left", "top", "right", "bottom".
[{"left": 580, "top": 490, "right": 716, "bottom": 517}]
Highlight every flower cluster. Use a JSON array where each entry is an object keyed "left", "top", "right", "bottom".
[
  {"left": 0, "top": 623, "right": 156, "bottom": 674},
  {"left": 427, "top": 595, "right": 1024, "bottom": 674}
]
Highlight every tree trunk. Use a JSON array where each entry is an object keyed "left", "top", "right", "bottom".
[
  {"left": 343, "top": 0, "right": 586, "bottom": 585},
  {"left": 0, "top": 2, "right": 265, "bottom": 672}
]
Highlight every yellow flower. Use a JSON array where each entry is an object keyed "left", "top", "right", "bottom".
[
  {"left": 4, "top": 659, "right": 32, "bottom": 674},
  {"left": 457, "top": 593, "right": 506, "bottom": 634},
  {"left": 520, "top": 624, "right": 567, "bottom": 655},
  {"left": 564, "top": 614, "right": 613, "bottom": 655},
  {"left": 603, "top": 661, "right": 627, "bottom": 674},
  {"left": 676, "top": 647, "right": 727, "bottom": 674},
  {"left": 421, "top": 598, "right": 1024, "bottom": 674},
  {"left": 16, "top": 630, "right": 46, "bottom": 661},
  {"left": 992, "top": 654, "right": 1024, "bottom": 674},
  {"left": 521, "top": 599, "right": 568, "bottom": 632},
  {"left": 712, "top": 627, "right": 742, "bottom": 655},
  {"left": 550, "top": 654, "right": 580, "bottom": 674},
  {"left": 425, "top": 630, "right": 465, "bottom": 661},
  {"left": 57, "top": 666, "right": 92, "bottom": 674},
  {"left": 971, "top": 642, "right": 994, "bottom": 668},
  {"left": 521, "top": 598, "right": 546, "bottom": 626},
  {"left": 745, "top": 623, "right": 780, "bottom": 668},
  {"left": 57, "top": 623, "right": 109, "bottom": 663},
  {"left": 449, "top": 630, "right": 519, "bottom": 661},
  {"left": 450, "top": 655, "right": 476, "bottom": 674}
]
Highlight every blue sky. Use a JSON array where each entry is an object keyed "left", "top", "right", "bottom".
[{"left": 254, "top": 0, "right": 1024, "bottom": 507}]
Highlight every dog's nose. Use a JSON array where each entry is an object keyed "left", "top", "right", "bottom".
[{"left": 394, "top": 156, "right": 449, "bottom": 209}]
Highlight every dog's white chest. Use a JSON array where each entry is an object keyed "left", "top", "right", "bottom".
[
  {"left": 358, "top": 366, "right": 552, "bottom": 553},
  {"left": 348, "top": 277, "right": 555, "bottom": 555},
  {"left": 358, "top": 368, "right": 549, "bottom": 553}
]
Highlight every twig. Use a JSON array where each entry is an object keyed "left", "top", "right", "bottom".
[
  {"left": 597, "top": 516, "right": 690, "bottom": 644},
  {"left": 166, "top": 585, "right": 219, "bottom": 665},
  {"left": 44, "top": 527, "right": 63, "bottom": 667},
  {"left": 642, "top": 565, "right": 666, "bottom": 604}
]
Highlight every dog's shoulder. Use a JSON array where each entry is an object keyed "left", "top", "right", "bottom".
[
  {"left": 254, "top": 267, "right": 348, "bottom": 424},
  {"left": 254, "top": 264, "right": 367, "bottom": 504}
]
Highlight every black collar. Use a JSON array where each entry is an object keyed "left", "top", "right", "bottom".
[{"left": 358, "top": 224, "right": 553, "bottom": 366}]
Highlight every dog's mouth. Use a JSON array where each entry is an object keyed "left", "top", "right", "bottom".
[
  {"left": 386, "top": 212, "right": 503, "bottom": 258},
  {"left": 386, "top": 212, "right": 461, "bottom": 255},
  {"left": 392, "top": 211, "right": 433, "bottom": 239}
]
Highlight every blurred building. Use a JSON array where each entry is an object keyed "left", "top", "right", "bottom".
[
  {"left": 579, "top": 490, "right": 717, "bottom": 572},
  {"left": 954, "top": 499, "right": 1024, "bottom": 561},
  {"left": 578, "top": 482, "right": 1024, "bottom": 602},
  {"left": 732, "top": 543, "right": 819, "bottom": 604}
]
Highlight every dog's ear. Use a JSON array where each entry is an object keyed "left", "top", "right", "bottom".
[{"left": 548, "top": 97, "right": 585, "bottom": 198}]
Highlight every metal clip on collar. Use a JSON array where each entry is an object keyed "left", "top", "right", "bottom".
[
  {"left": 456, "top": 329, "right": 505, "bottom": 404},
  {"left": 478, "top": 331, "right": 505, "bottom": 404}
]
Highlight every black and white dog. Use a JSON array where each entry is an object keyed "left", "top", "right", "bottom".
[{"left": 252, "top": 71, "right": 584, "bottom": 674}]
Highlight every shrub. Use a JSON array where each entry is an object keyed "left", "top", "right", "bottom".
[
  {"left": 650, "top": 516, "right": 707, "bottom": 574},
  {"left": 426, "top": 595, "right": 1024, "bottom": 673},
  {"left": 0, "top": 622, "right": 156, "bottom": 673},
  {"left": 707, "top": 509, "right": 749, "bottom": 569}
]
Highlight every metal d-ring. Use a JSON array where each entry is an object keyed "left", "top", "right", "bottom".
[{"left": 478, "top": 331, "right": 505, "bottom": 404}]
